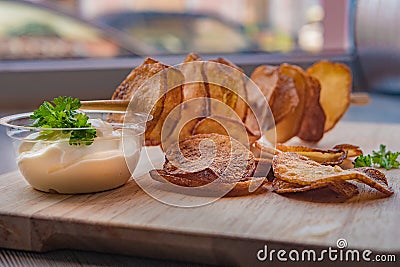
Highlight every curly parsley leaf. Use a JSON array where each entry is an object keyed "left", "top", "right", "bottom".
[
  {"left": 353, "top": 154, "right": 372, "bottom": 168},
  {"left": 353, "top": 144, "right": 400, "bottom": 170},
  {"left": 30, "top": 96, "right": 97, "bottom": 146}
]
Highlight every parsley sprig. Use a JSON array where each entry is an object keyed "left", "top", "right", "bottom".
[
  {"left": 30, "top": 96, "right": 97, "bottom": 146},
  {"left": 354, "top": 145, "right": 400, "bottom": 170}
]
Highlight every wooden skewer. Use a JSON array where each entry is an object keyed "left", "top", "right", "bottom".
[
  {"left": 350, "top": 92, "right": 370, "bottom": 106},
  {"left": 80, "top": 100, "right": 129, "bottom": 111},
  {"left": 80, "top": 92, "right": 370, "bottom": 112}
]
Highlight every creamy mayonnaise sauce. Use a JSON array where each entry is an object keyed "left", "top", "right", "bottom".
[{"left": 17, "top": 119, "right": 140, "bottom": 194}]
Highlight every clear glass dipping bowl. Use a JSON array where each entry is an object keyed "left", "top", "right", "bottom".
[{"left": 0, "top": 111, "right": 148, "bottom": 194}]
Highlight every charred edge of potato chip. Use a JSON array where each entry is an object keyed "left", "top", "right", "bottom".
[
  {"left": 352, "top": 168, "right": 393, "bottom": 196},
  {"left": 333, "top": 144, "right": 363, "bottom": 158},
  {"left": 272, "top": 178, "right": 359, "bottom": 200},
  {"left": 273, "top": 178, "right": 358, "bottom": 194},
  {"left": 276, "top": 144, "right": 347, "bottom": 165},
  {"left": 297, "top": 74, "right": 326, "bottom": 142},
  {"left": 354, "top": 167, "right": 388, "bottom": 185},
  {"left": 150, "top": 169, "right": 267, "bottom": 197},
  {"left": 150, "top": 169, "right": 218, "bottom": 186},
  {"left": 150, "top": 169, "right": 210, "bottom": 187}
]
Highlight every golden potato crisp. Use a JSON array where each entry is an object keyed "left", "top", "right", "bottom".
[
  {"left": 276, "top": 144, "right": 347, "bottom": 165},
  {"left": 307, "top": 61, "right": 352, "bottom": 132},
  {"left": 333, "top": 144, "right": 363, "bottom": 157},
  {"left": 273, "top": 152, "right": 393, "bottom": 196},
  {"left": 111, "top": 57, "right": 184, "bottom": 146},
  {"left": 250, "top": 65, "right": 299, "bottom": 124}
]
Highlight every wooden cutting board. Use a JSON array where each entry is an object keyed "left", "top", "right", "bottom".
[{"left": 0, "top": 121, "right": 399, "bottom": 266}]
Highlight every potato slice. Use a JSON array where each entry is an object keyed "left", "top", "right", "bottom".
[
  {"left": 333, "top": 144, "right": 363, "bottom": 157},
  {"left": 250, "top": 65, "right": 298, "bottom": 124},
  {"left": 149, "top": 169, "right": 266, "bottom": 197},
  {"left": 272, "top": 178, "right": 359, "bottom": 199},
  {"left": 297, "top": 75, "right": 326, "bottom": 142},
  {"left": 307, "top": 61, "right": 352, "bottom": 132},
  {"left": 273, "top": 152, "right": 393, "bottom": 196},
  {"left": 111, "top": 58, "right": 184, "bottom": 146},
  {"left": 146, "top": 81, "right": 184, "bottom": 146},
  {"left": 210, "top": 58, "right": 248, "bottom": 121},
  {"left": 276, "top": 144, "right": 347, "bottom": 165},
  {"left": 192, "top": 116, "right": 258, "bottom": 145},
  {"left": 179, "top": 53, "right": 208, "bottom": 141},
  {"left": 265, "top": 64, "right": 307, "bottom": 143},
  {"left": 111, "top": 58, "right": 168, "bottom": 130},
  {"left": 164, "top": 133, "right": 255, "bottom": 183},
  {"left": 204, "top": 58, "right": 247, "bottom": 121}
]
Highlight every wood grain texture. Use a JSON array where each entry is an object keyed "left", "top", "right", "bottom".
[{"left": 0, "top": 121, "right": 399, "bottom": 266}]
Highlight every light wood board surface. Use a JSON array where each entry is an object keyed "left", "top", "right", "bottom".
[{"left": 0, "top": 121, "right": 399, "bottom": 266}]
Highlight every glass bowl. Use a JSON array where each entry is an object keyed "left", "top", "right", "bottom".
[{"left": 0, "top": 111, "right": 148, "bottom": 194}]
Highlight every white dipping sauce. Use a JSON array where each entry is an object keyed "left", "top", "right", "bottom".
[{"left": 17, "top": 119, "right": 140, "bottom": 194}]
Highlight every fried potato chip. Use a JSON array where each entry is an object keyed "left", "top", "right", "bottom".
[
  {"left": 211, "top": 58, "right": 248, "bottom": 121},
  {"left": 265, "top": 64, "right": 307, "bottom": 143},
  {"left": 145, "top": 70, "right": 184, "bottom": 146},
  {"left": 164, "top": 133, "right": 255, "bottom": 183},
  {"left": 272, "top": 178, "right": 359, "bottom": 199},
  {"left": 297, "top": 75, "right": 326, "bottom": 142},
  {"left": 307, "top": 61, "right": 352, "bottom": 132},
  {"left": 204, "top": 58, "right": 247, "bottom": 121},
  {"left": 192, "top": 116, "right": 259, "bottom": 145},
  {"left": 149, "top": 169, "right": 266, "bottom": 197},
  {"left": 276, "top": 144, "right": 347, "bottom": 165},
  {"left": 179, "top": 53, "right": 208, "bottom": 141},
  {"left": 333, "top": 144, "right": 363, "bottom": 157},
  {"left": 150, "top": 169, "right": 217, "bottom": 186},
  {"left": 111, "top": 58, "right": 168, "bottom": 127},
  {"left": 273, "top": 152, "right": 393, "bottom": 196},
  {"left": 251, "top": 65, "right": 299, "bottom": 124},
  {"left": 111, "top": 58, "right": 184, "bottom": 146}
]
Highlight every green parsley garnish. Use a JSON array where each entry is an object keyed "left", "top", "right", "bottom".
[
  {"left": 353, "top": 154, "right": 372, "bottom": 167},
  {"left": 354, "top": 144, "right": 400, "bottom": 170},
  {"left": 30, "top": 96, "right": 97, "bottom": 146}
]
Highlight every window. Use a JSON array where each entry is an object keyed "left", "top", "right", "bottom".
[
  {"left": 0, "top": 0, "right": 350, "bottom": 61},
  {"left": 0, "top": 0, "right": 134, "bottom": 60}
]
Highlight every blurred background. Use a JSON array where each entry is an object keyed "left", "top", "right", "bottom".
[
  {"left": 0, "top": 0, "right": 332, "bottom": 59},
  {"left": 1, "top": 0, "right": 357, "bottom": 110}
]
